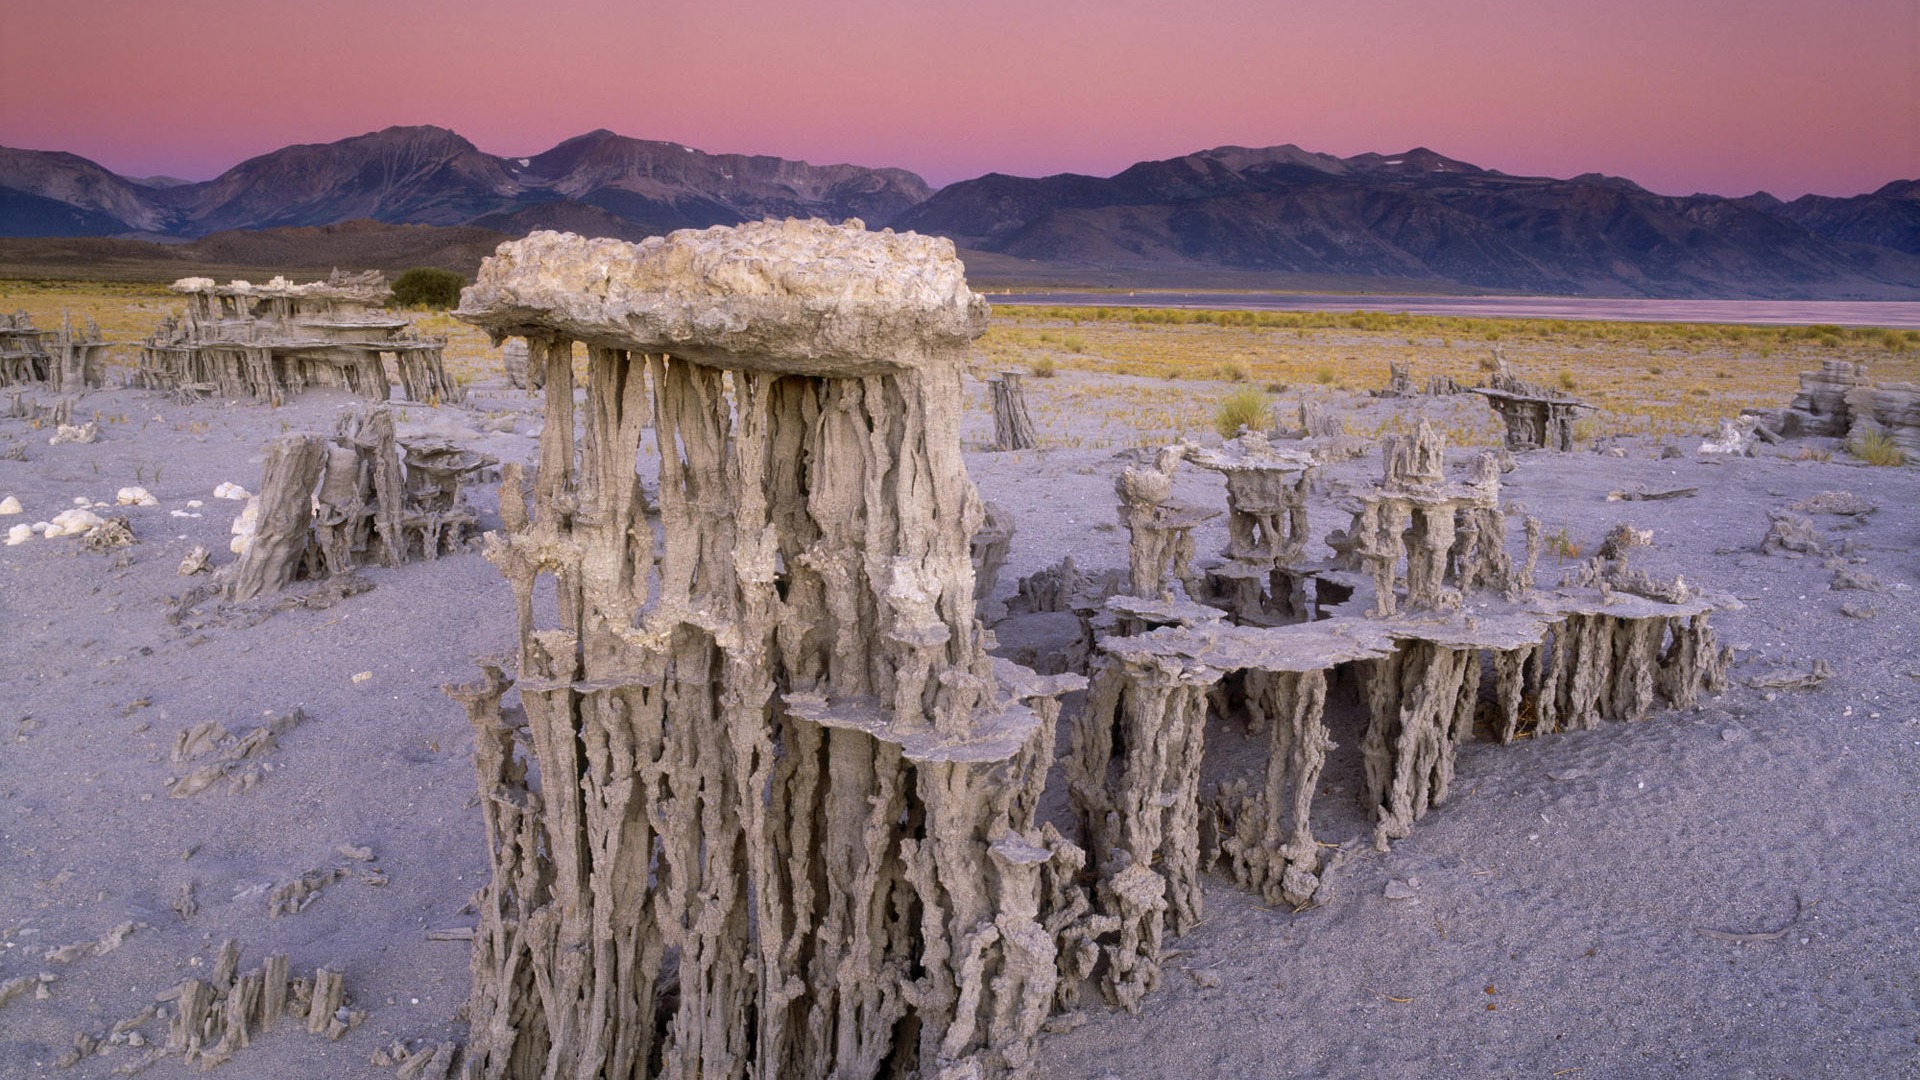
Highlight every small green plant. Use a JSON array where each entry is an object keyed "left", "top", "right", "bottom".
[
  {"left": 1214, "top": 359, "right": 1250, "bottom": 383},
  {"left": 1848, "top": 428, "right": 1906, "bottom": 466},
  {"left": 1545, "top": 526, "right": 1582, "bottom": 561},
  {"left": 1556, "top": 370, "right": 1578, "bottom": 391},
  {"left": 1214, "top": 387, "right": 1271, "bottom": 438},
  {"left": 1029, "top": 355, "right": 1057, "bottom": 378},
  {"left": 389, "top": 267, "right": 466, "bottom": 309}
]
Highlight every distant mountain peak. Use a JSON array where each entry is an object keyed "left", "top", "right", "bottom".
[
  {"left": 4, "top": 130, "right": 1916, "bottom": 298},
  {"left": 0, "top": 126, "right": 931, "bottom": 241}
]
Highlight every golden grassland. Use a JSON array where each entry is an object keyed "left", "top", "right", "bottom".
[
  {"left": 976, "top": 305, "right": 1920, "bottom": 447},
  {"left": 5, "top": 279, "right": 1915, "bottom": 451}
]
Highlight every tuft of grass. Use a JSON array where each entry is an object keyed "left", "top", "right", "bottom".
[
  {"left": 1314, "top": 365, "right": 1336, "bottom": 384},
  {"left": 1029, "top": 355, "right": 1057, "bottom": 378},
  {"left": 1848, "top": 428, "right": 1906, "bottom": 466},
  {"left": 1545, "top": 527, "right": 1582, "bottom": 562},
  {"left": 1214, "top": 359, "right": 1251, "bottom": 383},
  {"left": 1556, "top": 370, "right": 1578, "bottom": 391},
  {"left": 1214, "top": 387, "right": 1271, "bottom": 438}
]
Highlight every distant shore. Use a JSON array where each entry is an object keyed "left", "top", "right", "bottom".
[{"left": 988, "top": 290, "right": 1920, "bottom": 329}]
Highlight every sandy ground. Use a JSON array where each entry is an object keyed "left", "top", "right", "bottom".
[{"left": 1, "top": 366, "right": 1916, "bottom": 1079}]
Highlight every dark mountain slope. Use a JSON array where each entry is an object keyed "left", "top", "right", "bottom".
[{"left": 894, "top": 147, "right": 1920, "bottom": 298}]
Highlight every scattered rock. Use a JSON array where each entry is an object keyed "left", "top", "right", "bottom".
[
  {"left": 1790, "top": 490, "right": 1876, "bottom": 516},
  {"left": 43, "top": 507, "right": 104, "bottom": 539},
  {"left": 1829, "top": 566, "right": 1883, "bottom": 592},
  {"left": 116, "top": 486, "right": 159, "bottom": 507},
  {"left": 178, "top": 546, "right": 212, "bottom": 575},
  {"left": 1760, "top": 511, "right": 1823, "bottom": 556},
  {"left": 80, "top": 514, "right": 136, "bottom": 551},
  {"left": 49, "top": 421, "right": 98, "bottom": 445},
  {"left": 1748, "top": 659, "right": 1835, "bottom": 691}
]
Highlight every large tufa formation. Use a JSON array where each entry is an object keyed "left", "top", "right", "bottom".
[
  {"left": 448, "top": 222, "right": 1088, "bottom": 1080},
  {"left": 0, "top": 310, "right": 109, "bottom": 392},
  {"left": 222, "top": 404, "right": 491, "bottom": 601},
  {"left": 137, "top": 271, "right": 458, "bottom": 405},
  {"left": 1470, "top": 360, "right": 1591, "bottom": 451},
  {"left": 1746, "top": 360, "right": 1919, "bottom": 459},
  {"left": 1071, "top": 419, "right": 1729, "bottom": 1006},
  {"left": 1185, "top": 433, "right": 1316, "bottom": 623}
]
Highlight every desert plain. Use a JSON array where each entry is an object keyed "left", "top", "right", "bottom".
[{"left": 2, "top": 278, "right": 1918, "bottom": 1079}]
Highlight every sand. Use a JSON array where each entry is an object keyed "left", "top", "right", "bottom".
[{"left": 1, "top": 365, "right": 1916, "bottom": 1079}]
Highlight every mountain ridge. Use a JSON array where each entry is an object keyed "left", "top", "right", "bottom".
[{"left": 3, "top": 127, "right": 1916, "bottom": 298}]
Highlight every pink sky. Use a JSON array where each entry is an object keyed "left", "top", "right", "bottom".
[{"left": 5, "top": 0, "right": 1914, "bottom": 198}]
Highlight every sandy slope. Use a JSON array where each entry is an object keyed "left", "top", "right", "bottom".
[{"left": 1, "top": 370, "right": 1915, "bottom": 1079}]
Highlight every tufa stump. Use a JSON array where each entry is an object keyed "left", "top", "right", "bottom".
[{"left": 449, "top": 222, "right": 1088, "bottom": 1080}]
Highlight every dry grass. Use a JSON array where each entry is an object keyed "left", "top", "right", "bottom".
[
  {"left": 5, "top": 280, "right": 1916, "bottom": 450},
  {"left": 1847, "top": 428, "right": 1907, "bottom": 466},
  {"left": 976, "top": 304, "right": 1920, "bottom": 443}
]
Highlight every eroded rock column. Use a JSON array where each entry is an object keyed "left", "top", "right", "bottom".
[{"left": 450, "top": 222, "right": 1084, "bottom": 1080}]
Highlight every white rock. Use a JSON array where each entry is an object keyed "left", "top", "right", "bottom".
[
  {"left": 5, "top": 523, "right": 31, "bottom": 545},
  {"left": 116, "top": 486, "right": 159, "bottom": 507},
  {"left": 46, "top": 508, "right": 105, "bottom": 539},
  {"left": 48, "top": 422, "right": 98, "bottom": 446},
  {"left": 186, "top": 499, "right": 204, "bottom": 508},
  {"left": 73, "top": 496, "right": 90, "bottom": 506},
  {"left": 0, "top": 495, "right": 20, "bottom": 516},
  {"left": 31, "top": 521, "right": 49, "bottom": 534},
  {"left": 213, "top": 482, "right": 251, "bottom": 501},
  {"left": 1698, "top": 416, "right": 1756, "bottom": 455},
  {"left": 229, "top": 496, "right": 260, "bottom": 555}
]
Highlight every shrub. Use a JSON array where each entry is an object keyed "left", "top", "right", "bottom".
[
  {"left": 1848, "top": 428, "right": 1906, "bottom": 467},
  {"left": 389, "top": 267, "right": 466, "bottom": 309},
  {"left": 1556, "top": 370, "right": 1578, "bottom": 391},
  {"left": 1028, "top": 355, "right": 1057, "bottom": 378},
  {"left": 1214, "top": 387, "right": 1270, "bottom": 438}
]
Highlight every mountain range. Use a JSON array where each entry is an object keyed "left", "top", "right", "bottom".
[{"left": 3, "top": 126, "right": 1916, "bottom": 299}]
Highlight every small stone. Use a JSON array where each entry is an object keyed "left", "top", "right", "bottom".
[
  {"left": 177, "top": 546, "right": 212, "bottom": 576},
  {"left": 1384, "top": 879, "right": 1419, "bottom": 901},
  {"left": 1720, "top": 728, "right": 1742, "bottom": 742},
  {"left": 0, "top": 495, "right": 20, "bottom": 515}
]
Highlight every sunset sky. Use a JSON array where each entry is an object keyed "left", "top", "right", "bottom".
[{"left": 5, "top": 0, "right": 1915, "bottom": 198}]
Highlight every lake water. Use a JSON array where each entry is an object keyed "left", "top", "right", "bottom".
[{"left": 990, "top": 291, "right": 1920, "bottom": 329}]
